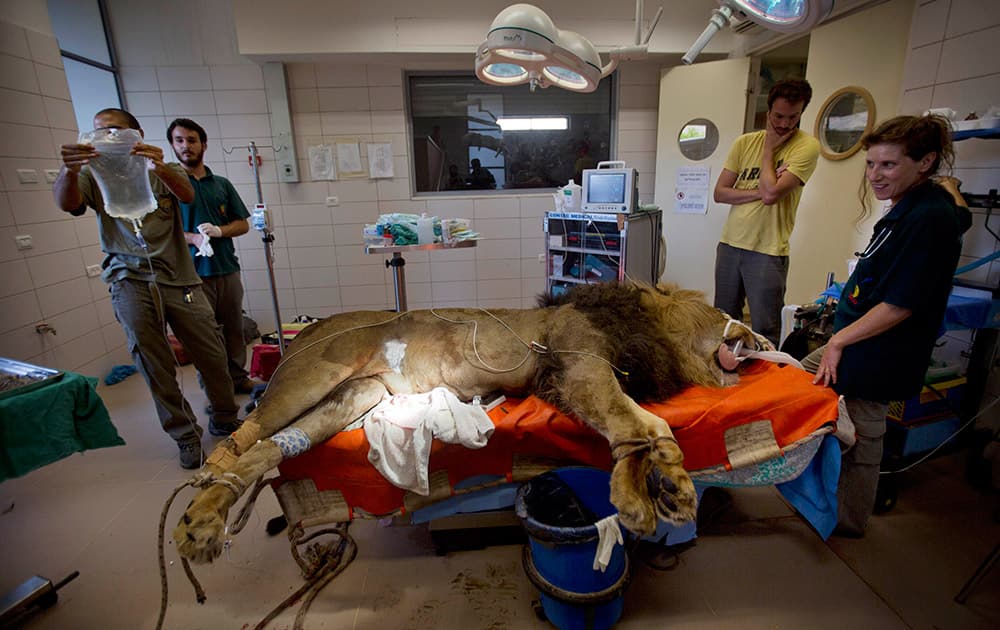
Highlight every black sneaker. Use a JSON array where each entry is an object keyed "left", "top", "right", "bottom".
[
  {"left": 179, "top": 440, "right": 203, "bottom": 469},
  {"left": 209, "top": 417, "right": 243, "bottom": 437}
]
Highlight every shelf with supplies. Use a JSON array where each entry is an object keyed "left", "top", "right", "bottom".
[{"left": 544, "top": 209, "right": 662, "bottom": 298}]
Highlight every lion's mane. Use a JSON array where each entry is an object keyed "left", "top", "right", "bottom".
[{"left": 534, "top": 282, "right": 710, "bottom": 410}]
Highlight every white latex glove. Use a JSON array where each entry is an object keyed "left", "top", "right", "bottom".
[
  {"left": 593, "top": 514, "right": 623, "bottom": 572},
  {"left": 198, "top": 223, "right": 222, "bottom": 238}
]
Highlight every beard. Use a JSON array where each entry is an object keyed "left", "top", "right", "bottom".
[{"left": 174, "top": 149, "right": 203, "bottom": 168}]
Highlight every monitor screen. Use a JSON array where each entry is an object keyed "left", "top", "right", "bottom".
[{"left": 586, "top": 172, "right": 627, "bottom": 204}]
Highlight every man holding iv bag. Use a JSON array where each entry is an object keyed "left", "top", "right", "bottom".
[{"left": 53, "top": 108, "right": 241, "bottom": 469}]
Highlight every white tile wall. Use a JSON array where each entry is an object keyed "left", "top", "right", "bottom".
[
  {"left": 0, "top": 55, "right": 39, "bottom": 92},
  {"left": 34, "top": 63, "right": 71, "bottom": 100},
  {"left": 210, "top": 65, "right": 264, "bottom": 90},
  {"left": 900, "top": 0, "right": 1000, "bottom": 420}
]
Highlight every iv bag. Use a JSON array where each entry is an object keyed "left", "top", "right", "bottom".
[{"left": 79, "top": 128, "right": 157, "bottom": 221}]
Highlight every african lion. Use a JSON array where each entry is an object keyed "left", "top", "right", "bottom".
[{"left": 174, "top": 282, "right": 763, "bottom": 564}]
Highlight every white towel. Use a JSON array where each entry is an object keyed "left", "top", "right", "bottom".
[
  {"left": 195, "top": 225, "right": 214, "bottom": 257},
  {"left": 363, "top": 388, "right": 494, "bottom": 495}
]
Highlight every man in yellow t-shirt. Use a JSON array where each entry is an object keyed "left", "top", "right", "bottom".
[{"left": 713, "top": 78, "right": 820, "bottom": 346}]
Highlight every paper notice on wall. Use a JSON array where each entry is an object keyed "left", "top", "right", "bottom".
[
  {"left": 367, "top": 142, "right": 394, "bottom": 179},
  {"left": 335, "top": 140, "right": 366, "bottom": 178},
  {"left": 674, "top": 166, "right": 711, "bottom": 214},
  {"left": 308, "top": 144, "right": 336, "bottom": 181}
]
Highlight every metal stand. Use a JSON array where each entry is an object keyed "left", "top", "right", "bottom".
[
  {"left": 365, "top": 240, "right": 477, "bottom": 313},
  {"left": 248, "top": 142, "right": 285, "bottom": 354},
  {"left": 385, "top": 253, "right": 408, "bottom": 312}
]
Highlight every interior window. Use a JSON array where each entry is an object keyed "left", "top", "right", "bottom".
[
  {"left": 407, "top": 73, "right": 614, "bottom": 194},
  {"left": 47, "top": 0, "right": 122, "bottom": 132}
]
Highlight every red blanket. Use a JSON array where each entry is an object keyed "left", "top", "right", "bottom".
[{"left": 276, "top": 361, "right": 838, "bottom": 516}]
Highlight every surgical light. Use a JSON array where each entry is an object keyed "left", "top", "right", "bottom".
[
  {"left": 476, "top": 2, "right": 662, "bottom": 93},
  {"left": 682, "top": 0, "right": 835, "bottom": 65}
]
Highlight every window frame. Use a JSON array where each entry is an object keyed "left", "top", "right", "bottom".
[{"left": 50, "top": 0, "right": 125, "bottom": 123}]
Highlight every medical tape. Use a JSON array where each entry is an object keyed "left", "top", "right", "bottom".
[
  {"left": 737, "top": 348, "right": 804, "bottom": 370},
  {"left": 270, "top": 427, "right": 312, "bottom": 459},
  {"left": 231, "top": 420, "right": 262, "bottom": 454}
]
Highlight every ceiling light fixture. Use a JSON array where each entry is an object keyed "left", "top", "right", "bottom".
[
  {"left": 682, "top": 0, "right": 835, "bottom": 65},
  {"left": 475, "top": 2, "right": 663, "bottom": 93}
]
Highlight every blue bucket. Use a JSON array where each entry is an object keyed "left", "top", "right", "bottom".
[{"left": 515, "top": 467, "right": 629, "bottom": 630}]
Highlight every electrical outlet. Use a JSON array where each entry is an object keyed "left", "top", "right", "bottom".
[
  {"left": 44, "top": 169, "right": 60, "bottom": 183},
  {"left": 15, "top": 234, "right": 32, "bottom": 250},
  {"left": 16, "top": 169, "right": 39, "bottom": 184},
  {"left": 325, "top": 196, "right": 340, "bottom": 207},
  {"left": 86, "top": 264, "right": 102, "bottom": 277},
  {"left": 538, "top": 253, "right": 545, "bottom": 263}
]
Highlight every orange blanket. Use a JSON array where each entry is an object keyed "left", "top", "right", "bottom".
[{"left": 276, "top": 361, "right": 838, "bottom": 516}]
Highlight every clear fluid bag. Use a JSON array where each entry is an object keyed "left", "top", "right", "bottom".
[{"left": 79, "top": 128, "right": 156, "bottom": 221}]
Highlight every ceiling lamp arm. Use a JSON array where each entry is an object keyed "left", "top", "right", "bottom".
[
  {"left": 682, "top": 3, "right": 734, "bottom": 65},
  {"left": 603, "top": 1, "right": 663, "bottom": 79},
  {"left": 601, "top": 44, "right": 649, "bottom": 79},
  {"left": 641, "top": 5, "right": 664, "bottom": 45}
]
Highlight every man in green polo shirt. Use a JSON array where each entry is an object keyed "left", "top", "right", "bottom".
[{"left": 168, "top": 118, "right": 262, "bottom": 396}]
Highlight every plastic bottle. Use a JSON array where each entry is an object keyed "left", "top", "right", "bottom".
[
  {"left": 416, "top": 213, "right": 436, "bottom": 244},
  {"left": 562, "top": 179, "right": 582, "bottom": 211}
]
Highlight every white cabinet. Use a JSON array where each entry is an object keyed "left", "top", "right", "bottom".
[{"left": 544, "top": 210, "right": 662, "bottom": 297}]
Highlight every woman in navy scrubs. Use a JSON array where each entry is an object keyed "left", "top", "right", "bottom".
[{"left": 804, "top": 114, "right": 971, "bottom": 536}]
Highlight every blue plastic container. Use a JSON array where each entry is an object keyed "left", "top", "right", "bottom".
[{"left": 515, "top": 467, "right": 629, "bottom": 630}]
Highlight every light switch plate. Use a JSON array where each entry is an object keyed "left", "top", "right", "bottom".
[
  {"left": 86, "top": 264, "right": 102, "bottom": 277},
  {"left": 325, "top": 196, "right": 339, "bottom": 207},
  {"left": 44, "top": 169, "right": 60, "bottom": 183},
  {"left": 15, "top": 234, "right": 33, "bottom": 249}
]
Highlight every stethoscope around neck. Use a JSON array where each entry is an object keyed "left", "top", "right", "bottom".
[{"left": 854, "top": 225, "right": 893, "bottom": 260}]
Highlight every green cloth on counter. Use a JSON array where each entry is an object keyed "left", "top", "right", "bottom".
[{"left": 0, "top": 372, "right": 124, "bottom": 481}]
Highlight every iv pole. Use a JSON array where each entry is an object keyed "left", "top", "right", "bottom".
[{"left": 247, "top": 141, "right": 286, "bottom": 354}]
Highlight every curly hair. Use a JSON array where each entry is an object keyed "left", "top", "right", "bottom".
[{"left": 767, "top": 79, "right": 813, "bottom": 110}]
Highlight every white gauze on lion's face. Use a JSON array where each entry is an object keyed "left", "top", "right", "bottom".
[{"left": 384, "top": 340, "right": 407, "bottom": 373}]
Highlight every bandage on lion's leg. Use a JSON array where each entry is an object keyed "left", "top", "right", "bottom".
[
  {"left": 174, "top": 378, "right": 389, "bottom": 563},
  {"left": 201, "top": 362, "right": 366, "bottom": 475}
]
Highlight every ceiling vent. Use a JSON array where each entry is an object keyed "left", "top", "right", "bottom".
[{"left": 730, "top": 14, "right": 762, "bottom": 35}]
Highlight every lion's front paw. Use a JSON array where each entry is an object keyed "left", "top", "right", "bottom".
[
  {"left": 609, "top": 438, "right": 697, "bottom": 536},
  {"left": 610, "top": 456, "right": 657, "bottom": 536},
  {"left": 646, "top": 460, "right": 697, "bottom": 525},
  {"left": 172, "top": 492, "right": 229, "bottom": 564}
]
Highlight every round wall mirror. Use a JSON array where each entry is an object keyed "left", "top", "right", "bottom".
[
  {"left": 814, "top": 86, "right": 876, "bottom": 161},
  {"left": 677, "top": 118, "right": 719, "bottom": 161}
]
